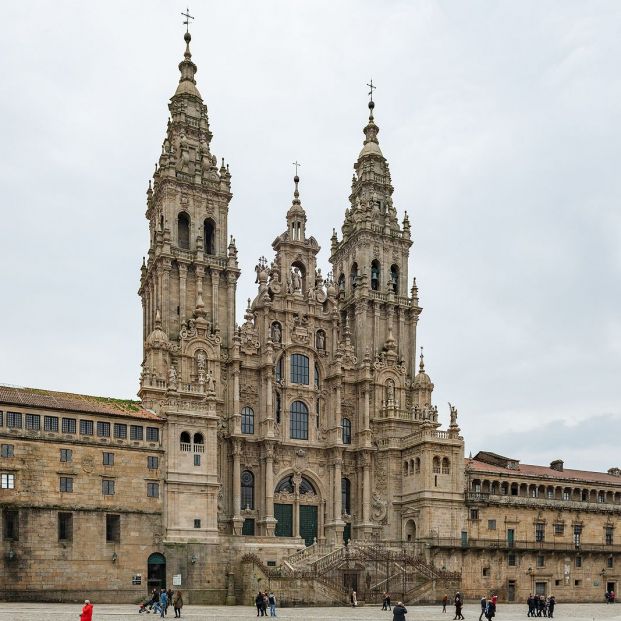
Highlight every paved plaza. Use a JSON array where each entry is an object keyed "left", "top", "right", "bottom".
[{"left": 0, "top": 603, "right": 619, "bottom": 621}]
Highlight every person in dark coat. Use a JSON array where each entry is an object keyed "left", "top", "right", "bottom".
[
  {"left": 479, "top": 596, "right": 487, "bottom": 621},
  {"left": 256, "top": 592, "right": 265, "bottom": 616},
  {"left": 454, "top": 592, "right": 465, "bottom": 620},
  {"left": 393, "top": 601, "right": 408, "bottom": 621}
]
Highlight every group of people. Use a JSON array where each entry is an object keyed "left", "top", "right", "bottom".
[
  {"left": 139, "top": 588, "right": 184, "bottom": 617},
  {"left": 255, "top": 591, "right": 278, "bottom": 617},
  {"left": 382, "top": 592, "right": 392, "bottom": 610},
  {"left": 478, "top": 595, "right": 498, "bottom": 621},
  {"left": 527, "top": 594, "right": 555, "bottom": 618},
  {"left": 605, "top": 590, "right": 616, "bottom": 603}
]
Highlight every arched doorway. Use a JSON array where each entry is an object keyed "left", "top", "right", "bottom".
[
  {"left": 404, "top": 519, "right": 416, "bottom": 542},
  {"left": 274, "top": 474, "right": 319, "bottom": 546},
  {"left": 147, "top": 552, "right": 166, "bottom": 591}
]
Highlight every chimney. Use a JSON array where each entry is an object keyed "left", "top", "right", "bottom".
[{"left": 550, "top": 460, "right": 564, "bottom": 472}]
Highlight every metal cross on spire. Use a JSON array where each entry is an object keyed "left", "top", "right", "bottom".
[
  {"left": 292, "top": 160, "right": 302, "bottom": 176},
  {"left": 367, "top": 78, "right": 376, "bottom": 103},
  {"left": 181, "top": 7, "right": 195, "bottom": 33}
]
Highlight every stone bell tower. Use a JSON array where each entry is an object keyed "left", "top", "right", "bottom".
[{"left": 138, "top": 29, "right": 240, "bottom": 543}]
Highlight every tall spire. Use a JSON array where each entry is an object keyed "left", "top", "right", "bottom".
[
  {"left": 175, "top": 31, "right": 201, "bottom": 98},
  {"left": 286, "top": 171, "right": 306, "bottom": 241}
]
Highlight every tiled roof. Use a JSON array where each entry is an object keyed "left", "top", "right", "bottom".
[
  {"left": 466, "top": 458, "right": 621, "bottom": 486},
  {"left": 0, "top": 385, "right": 162, "bottom": 421}
]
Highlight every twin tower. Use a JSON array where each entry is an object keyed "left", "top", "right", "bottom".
[{"left": 136, "top": 29, "right": 463, "bottom": 557}]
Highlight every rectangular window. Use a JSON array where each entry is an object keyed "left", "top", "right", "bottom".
[
  {"left": 3, "top": 509, "right": 19, "bottom": 540},
  {"left": 61, "top": 418, "right": 77, "bottom": 434},
  {"left": 607, "top": 556, "right": 613, "bottom": 568},
  {"left": 60, "top": 448, "right": 72, "bottom": 462},
  {"left": 488, "top": 519, "right": 497, "bottom": 530},
  {"left": 80, "top": 419, "right": 93, "bottom": 435},
  {"left": 562, "top": 490, "right": 570, "bottom": 501},
  {"left": 59, "top": 476, "right": 73, "bottom": 493},
  {"left": 194, "top": 454, "right": 201, "bottom": 466},
  {"left": 0, "top": 411, "right": 3, "bottom": 426},
  {"left": 102, "top": 452, "right": 114, "bottom": 466},
  {"left": 605, "top": 526, "right": 614, "bottom": 545},
  {"left": 1, "top": 444, "right": 14, "bottom": 458},
  {"left": 7, "top": 412, "right": 22, "bottom": 428},
  {"left": 598, "top": 492, "right": 605, "bottom": 503},
  {"left": 113, "top": 423, "right": 127, "bottom": 439},
  {"left": 536, "top": 582, "right": 547, "bottom": 595},
  {"left": 574, "top": 524, "right": 582, "bottom": 547},
  {"left": 290, "top": 354, "right": 310, "bottom": 384},
  {"left": 106, "top": 514, "right": 120, "bottom": 542},
  {"left": 102, "top": 479, "right": 115, "bottom": 495},
  {"left": 130, "top": 425, "right": 143, "bottom": 440},
  {"left": 575, "top": 556, "right": 582, "bottom": 568},
  {"left": 146, "top": 427, "right": 159, "bottom": 442},
  {"left": 574, "top": 579, "right": 582, "bottom": 587},
  {"left": 25, "top": 413, "right": 41, "bottom": 430},
  {"left": 554, "top": 523, "right": 564, "bottom": 536},
  {"left": 547, "top": 489, "right": 554, "bottom": 499},
  {"left": 147, "top": 456, "right": 159, "bottom": 470},
  {"left": 147, "top": 482, "right": 159, "bottom": 497},
  {"left": 58, "top": 512, "right": 73, "bottom": 541},
  {"left": 470, "top": 508, "right": 479, "bottom": 520},
  {"left": 535, "top": 523, "right": 545, "bottom": 542},
  {"left": 482, "top": 567, "right": 490, "bottom": 577},
  {"left": 536, "top": 554, "right": 545, "bottom": 568},
  {"left": 507, "top": 553, "right": 516, "bottom": 566},
  {"left": 44, "top": 415, "right": 59, "bottom": 432},
  {"left": 97, "top": 421, "right": 110, "bottom": 437},
  {"left": 193, "top": 519, "right": 201, "bottom": 529},
  {"left": 1, "top": 473, "right": 15, "bottom": 489}
]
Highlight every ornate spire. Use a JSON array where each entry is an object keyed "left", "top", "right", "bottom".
[
  {"left": 174, "top": 31, "right": 201, "bottom": 98},
  {"left": 286, "top": 171, "right": 306, "bottom": 241}
]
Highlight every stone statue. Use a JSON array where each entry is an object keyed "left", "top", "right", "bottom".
[
  {"left": 206, "top": 370, "right": 215, "bottom": 393},
  {"left": 316, "top": 330, "right": 325, "bottom": 351},
  {"left": 449, "top": 402, "right": 458, "bottom": 426},
  {"left": 291, "top": 267, "right": 302, "bottom": 292},
  {"left": 271, "top": 322, "right": 282, "bottom": 343},
  {"left": 197, "top": 351, "right": 206, "bottom": 371},
  {"left": 386, "top": 379, "right": 395, "bottom": 403},
  {"left": 168, "top": 366, "right": 177, "bottom": 386}
]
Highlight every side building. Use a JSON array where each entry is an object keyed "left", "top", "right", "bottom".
[
  {"left": 428, "top": 452, "right": 621, "bottom": 603},
  {"left": 0, "top": 386, "right": 165, "bottom": 602}
]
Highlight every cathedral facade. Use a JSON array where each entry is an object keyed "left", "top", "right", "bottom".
[{"left": 1, "top": 31, "right": 619, "bottom": 605}]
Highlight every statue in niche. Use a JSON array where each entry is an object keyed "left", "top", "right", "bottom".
[
  {"left": 316, "top": 330, "right": 325, "bottom": 351},
  {"left": 168, "top": 366, "right": 177, "bottom": 387},
  {"left": 197, "top": 351, "right": 207, "bottom": 371},
  {"left": 206, "top": 370, "right": 215, "bottom": 393},
  {"left": 291, "top": 267, "right": 302, "bottom": 293},
  {"left": 271, "top": 323, "right": 282, "bottom": 343},
  {"left": 385, "top": 378, "right": 395, "bottom": 404}
]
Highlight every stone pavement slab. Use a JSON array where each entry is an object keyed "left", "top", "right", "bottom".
[{"left": 0, "top": 604, "right": 619, "bottom": 621}]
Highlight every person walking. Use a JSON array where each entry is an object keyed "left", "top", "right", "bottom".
[
  {"left": 547, "top": 595, "right": 555, "bottom": 619},
  {"left": 172, "top": 590, "right": 183, "bottom": 618},
  {"left": 79, "top": 600, "right": 93, "bottom": 621},
  {"left": 256, "top": 591, "right": 265, "bottom": 616},
  {"left": 268, "top": 591, "right": 277, "bottom": 617},
  {"left": 386, "top": 592, "right": 392, "bottom": 610},
  {"left": 351, "top": 590, "right": 358, "bottom": 607},
  {"left": 443, "top": 594, "right": 449, "bottom": 613},
  {"left": 159, "top": 589, "right": 168, "bottom": 618},
  {"left": 383, "top": 592, "right": 389, "bottom": 611},
  {"left": 454, "top": 592, "right": 465, "bottom": 620},
  {"left": 393, "top": 601, "right": 408, "bottom": 621},
  {"left": 479, "top": 596, "right": 487, "bottom": 621}
]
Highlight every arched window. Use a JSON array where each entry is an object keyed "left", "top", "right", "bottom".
[
  {"left": 275, "top": 475, "right": 294, "bottom": 493},
  {"left": 203, "top": 218, "right": 215, "bottom": 254},
  {"left": 432, "top": 456, "right": 441, "bottom": 474},
  {"left": 338, "top": 273, "right": 345, "bottom": 292},
  {"left": 275, "top": 356, "right": 283, "bottom": 383},
  {"left": 342, "top": 417, "right": 352, "bottom": 444},
  {"left": 415, "top": 457, "right": 421, "bottom": 473},
  {"left": 290, "top": 354, "right": 309, "bottom": 385},
  {"left": 180, "top": 431, "right": 191, "bottom": 451},
  {"left": 177, "top": 212, "right": 190, "bottom": 250},
  {"left": 350, "top": 262, "right": 359, "bottom": 289},
  {"left": 341, "top": 477, "right": 351, "bottom": 514},
  {"left": 441, "top": 457, "right": 450, "bottom": 474},
  {"left": 299, "top": 476, "right": 315, "bottom": 495},
  {"left": 390, "top": 264, "right": 399, "bottom": 294},
  {"left": 159, "top": 214, "right": 164, "bottom": 231},
  {"left": 290, "top": 400, "right": 309, "bottom": 440},
  {"left": 241, "top": 470, "right": 254, "bottom": 510},
  {"left": 241, "top": 407, "right": 255, "bottom": 434},
  {"left": 403, "top": 461, "right": 409, "bottom": 476},
  {"left": 371, "top": 260, "right": 381, "bottom": 291}
]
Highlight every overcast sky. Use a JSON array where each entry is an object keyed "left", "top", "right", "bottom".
[{"left": 1, "top": 1, "right": 620, "bottom": 471}]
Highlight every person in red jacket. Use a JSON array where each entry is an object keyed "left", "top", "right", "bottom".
[{"left": 80, "top": 600, "right": 93, "bottom": 621}]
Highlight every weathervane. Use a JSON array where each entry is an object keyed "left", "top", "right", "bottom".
[
  {"left": 181, "top": 7, "right": 195, "bottom": 33},
  {"left": 367, "top": 78, "right": 376, "bottom": 103}
]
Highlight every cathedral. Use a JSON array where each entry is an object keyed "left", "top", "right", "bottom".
[{"left": 0, "top": 29, "right": 619, "bottom": 605}]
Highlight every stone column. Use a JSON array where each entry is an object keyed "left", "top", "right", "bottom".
[
  {"left": 373, "top": 301, "right": 381, "bottom": 352},
  {"left": 231, "top": 439, "right": 243, "bottom": 535},
  {"left": 178, "top": 262, "right": 188, "bottom": 323},
  {"left": 162, "top": 259, "right": 171, "bottom": 332},
  {"left": 263, "top": 442, "right": 276, "bottom": 536},
  {"left": 362, "top": 453, "right": 371, "bottom": 524},
  {"left": 227, "top": 273, "right": 237, "bottom": 348},
  {"left": 211, "top": 269, "right": 220, "bottom": 330}
]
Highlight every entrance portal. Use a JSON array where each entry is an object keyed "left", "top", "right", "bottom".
[
  {"left": 299, "top": 505, "right": 318, "bottom": 546},
  {"left": 147, "top": 552, "right": 166, "bottom": 591}
]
